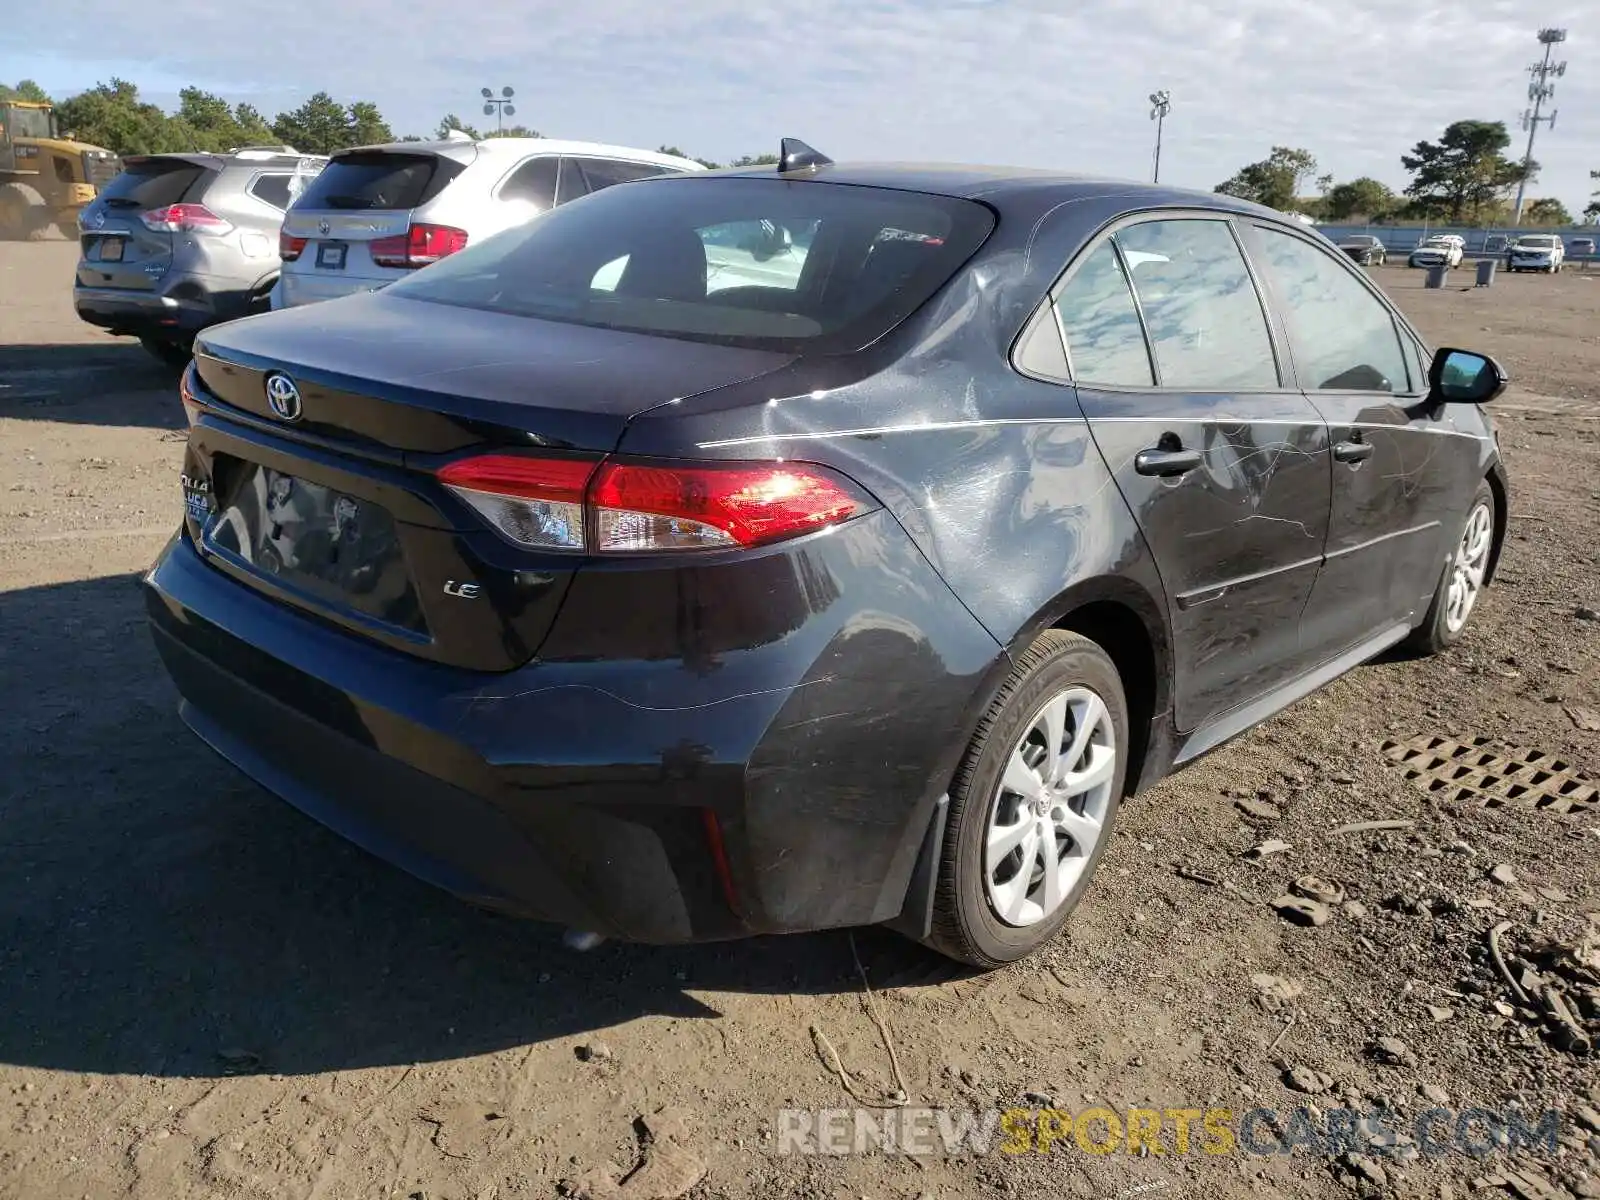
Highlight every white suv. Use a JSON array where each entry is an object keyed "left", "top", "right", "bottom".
[
  {"left": 271, "top": 137, "right": 703, "bottom": 309},
  {"left": 1506, "top": 234, "right": 1565, "bottom": 273}
]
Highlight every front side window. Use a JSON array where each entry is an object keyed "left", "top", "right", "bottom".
[
  {"left": 1115, "top": 219, "right": 1279, "bottom": 390},
  {"left": 577, "top": 158, "right": 673, "bottom": 192},
  {"left": 1052, "top": 241, "right": 1153, "bottom": 387},
  {"left": 1253, "top": 225, "right": 1408, "bottom": 392}
]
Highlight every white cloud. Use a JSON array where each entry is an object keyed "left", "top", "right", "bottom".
[{"left": 8, "top": 0, "right": 1596, "bottom": 211}]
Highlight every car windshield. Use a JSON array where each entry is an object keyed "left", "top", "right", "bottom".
[
  {"left": 384, "top": 177, "right": 995, "bottom": 353},
  {"left": 1343, "top": 237, "right": 1377, "bottom": 246},
  {"left": 1516, "top": 237, "right": 1558, "bottom": 248}
]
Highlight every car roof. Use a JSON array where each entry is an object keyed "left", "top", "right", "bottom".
[
  {"left": 339, "top": 137, "right": 705, "bottom": 171},
  {"left": 674, "top": 160, "right": 1293, "bottom": 220},
  {"left": 122, "top": 151, "right": 324, "bottom": 171}
]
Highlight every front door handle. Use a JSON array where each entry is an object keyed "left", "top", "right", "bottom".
[
  {"left": 1134, "top": 446, "right": 1203, "bottom": 477},
  {"left": 1332, "top": 439, "right": 1374, "bottom": 464}
]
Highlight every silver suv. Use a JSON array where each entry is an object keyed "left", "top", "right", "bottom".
[
  {"left": 272, "top": 136, "right": 702, "bottom": 309},
  {"left": 74, "top": 148, "right": 325, "bottom": 364}
]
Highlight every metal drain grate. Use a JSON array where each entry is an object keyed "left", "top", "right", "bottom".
[{"left": 1381, "top": 735, "right": 1598, "bottom": 816}]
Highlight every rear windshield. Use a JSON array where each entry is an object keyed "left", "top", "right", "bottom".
[
  {"left": 99, "top": 160, "right": 212, "bottom": 208},
  {"left": 293, "top": 151, "right": 464, "bottom": 210},
  {"left": 385, "top": 177, "right": 995, "bottom": 353}
]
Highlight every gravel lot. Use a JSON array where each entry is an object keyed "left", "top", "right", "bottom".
[{"left": 2, "top": 242, "right": 1597, "bottom": 1200}]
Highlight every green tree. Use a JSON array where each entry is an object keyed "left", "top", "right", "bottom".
[
  {"left": 272, "top": 91, "right": 353, "bottom": 154},
  {"left": 347, "top": 101, "right": 392, "bottom": 147},
  {"left": 435, "top": 114, "right": 482, "bottom": 140},
  {"left": 1522, "top": 197, "right": 1573, "bottom": 226},
  {"left": 1324, "top": 177, "right": 1398, "bottom": 221},
  {"left": 53, "top": 79, "right": 178, "bottom": 154},
  {"left": 489, "top": 123, "right": 541, "bottom": 139},
  {"left": 1401, "top": 120, "right": 1528, "bottom": 223},
  {"left": 658, "top": 144, "right": 719, "bottom": 168},
  {"left": 232, "top": 103, "right": 277, "bottom": 145},
  {"left": 1214, "top": 147, "right": 1319, "bottom": 211},
  {"left": 728, "top": 153, "right": 780, "bottom": 167},
  {"left": 176, "top": 87, "right": 244, "bottom": 151},
  {"left": 0, "top": 79, "right": 52, "bottom": 103},
  {"left": 1586, "top": 171, "right": 1600, "bottom": 223}
]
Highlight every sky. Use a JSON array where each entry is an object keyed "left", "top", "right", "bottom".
[{"left": 6, "top": 0, "right": 1596, "bottom": 215}]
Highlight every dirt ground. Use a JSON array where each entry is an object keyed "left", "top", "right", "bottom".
[{"left": 1, "top": 243, "right": 1597, "bottom": 1200}]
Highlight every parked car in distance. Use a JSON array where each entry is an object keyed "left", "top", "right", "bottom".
[
  {"left": 271, "top": 136, "right": 704, "bottom": 310},
  {"left": 1567, "top": 236, "right": 1596, "bottom": 258},
  {"left": 1506, "top": 234, "right": 1565, "bottom": 273},
  {"left": 74, "top": 148, "right": 325, "bottom": 365},
  {"left": 1337, "top": 234, "right": 1386, "bottom": 266},
  {"left": 149, "top": 143, "right": 1510, "bottom": 969},
  {"left": 1409, "top": 235, "right": 1464, "bottom": 269}
]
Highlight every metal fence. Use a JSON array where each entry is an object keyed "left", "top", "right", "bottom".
[{"left": 1315, "top": 223, "right": 1599, "bottom": 265}]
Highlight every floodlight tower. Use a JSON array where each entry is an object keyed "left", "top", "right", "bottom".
[
  {"left": 1512, "top": 29, "right": 1566, "bottom": 225},
  {"left": 1149, "top": 90, "right": 1172, "bottom": 184},
  {"left": 481, "top": 85, "right": 516, "bottom": 135}
]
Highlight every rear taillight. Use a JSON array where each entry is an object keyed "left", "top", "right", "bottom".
[
  {"left": 179, "top": 361, "right": 201, "bottom": 427},
  {"left": 436, "top": 454, "right": 595, "bottom": 550},
  {"left": 141, "top": 203, "right": 233, "bottom": 235},
  {"left": 435, "top": 454, "right": 875, "bottom": 553},
  {"left": 369, "top": 223, "right": 469, "bottom": 269},
  {"left": 279, "top": 230, "right": 307, "bottom": 261}
]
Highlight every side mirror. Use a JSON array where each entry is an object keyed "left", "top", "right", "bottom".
[{"left": 1427, "top": 348, "right": 1508, "bottom": 405}]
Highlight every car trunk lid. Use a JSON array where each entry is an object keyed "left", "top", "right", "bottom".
[
  {"left": 185, "top": 291, "right": 795, "bottom": 670},
  {"left": 280, "top": 147, "right": 473, "bottom": 303},
  {"left": 76, "top": 156, "right": 215, "bottom": 292}
]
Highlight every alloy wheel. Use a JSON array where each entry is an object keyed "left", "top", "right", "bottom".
[
  {"left": 984, "top": 686, "right": 1117, "bottom": 927},
  {"left": 1444, "top": 501, "right": 1493, "bottom": 634}
]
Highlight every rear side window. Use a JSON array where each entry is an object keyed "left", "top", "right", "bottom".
[
  {"left": 1116, "top": 219, "right": 1278, "bottom": 390},
  {"left": 99, "top": 160, "right": 211, "bottom": 209},
  {"left": 1053, "top": 241, "right": 1154, "bottom": 387},
  {"left": 386, "top": 177, "right": 994, "bottom": 354},
  {"left": 501, "top": 156, "right": 559, "bottom": 207},
  {"left": 248, "top": 173, "right": 294, "bottom": 209},
  {"left": 1252, "top": 226, "right": 1408, "bottom": 393},
  {"left": 294, "top": 152, "right": 463, "bottom": 210}
]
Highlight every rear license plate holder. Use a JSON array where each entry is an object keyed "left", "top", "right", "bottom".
[
  {"left": 202, "top": 461, "right": 425, "bottom": 633},
  {"left": 98, "top": 237, "right": 125, "bottom": 263},
  {"left": 316, "top": 242, "right": 347, "bottom": 270}
]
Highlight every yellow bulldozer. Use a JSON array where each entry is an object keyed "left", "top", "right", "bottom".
[{"left": 0, "top": 99, "right": 121, "bottom": 240}]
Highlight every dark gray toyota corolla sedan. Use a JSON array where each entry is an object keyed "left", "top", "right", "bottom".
[{"left": 145, "top": 142, "right": 1509, "bottom": 968}]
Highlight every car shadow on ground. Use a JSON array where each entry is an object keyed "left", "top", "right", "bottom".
[
  {"left": 0, "top": 343, "right": 186, "bottom": 430},
  {"left": 0, "top": 572, "right": 969, "bottom": 1082}
]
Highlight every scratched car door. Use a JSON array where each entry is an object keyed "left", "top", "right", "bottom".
[{"left": 1058, "top": 216, "right": 1333, "bottom": 733}]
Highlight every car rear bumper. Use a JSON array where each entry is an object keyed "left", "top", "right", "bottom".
[
  {"left": 74, "top": 276, "right": 264, "bottom": 339},
  {"left": 144, "top": 519, "right": 1003, "bottom": 943},
  {"left": 278, "top": 269, "right": 397, "bottom": 308}
]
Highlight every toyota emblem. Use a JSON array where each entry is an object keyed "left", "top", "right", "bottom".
[{"left": 264, "top": 372, "right": 303, "bottom": 422}]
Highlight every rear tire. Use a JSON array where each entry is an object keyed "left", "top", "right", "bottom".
[
  {"left": 1404, "top": 480, "right": 1495, "bottom": 656},
  {"left": 139, "top": 336, "right": 192, "bottom": 369},
  {"left": 928, "top": 630, "right": 1129, "bottom": 969}
]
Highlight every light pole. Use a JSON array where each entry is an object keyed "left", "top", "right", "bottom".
[
  {"left": 1149, "top": 91, "right": 1172, "bottom": 184},
  {"left": 480, "top": 86, "right": 516, "bottom": 135},
  {"left": 1512, "top": 29, "right": 1565, "bottom": 226}
]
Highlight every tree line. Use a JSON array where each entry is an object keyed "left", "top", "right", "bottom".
[
  {"left": 1214, "top": 121, "right": 1596, "bottom": 226},
  {"left": 0, "top": 78, "right": 773, "bottom": 168},
  {"left": 7, "top": 77, "right": 1593, "bottom": 221}
]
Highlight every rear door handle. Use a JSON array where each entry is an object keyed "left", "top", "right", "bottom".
[
  {"left": 1134, "top": 446, "right": 1203, "bottom": 477},
  {"left": 1332, "top": 439, "right": 1374, "bottom": 464}
]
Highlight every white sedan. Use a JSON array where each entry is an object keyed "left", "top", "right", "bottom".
[{"left": 1408, "top": 236, "right": 1465, "bottom": 269}]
